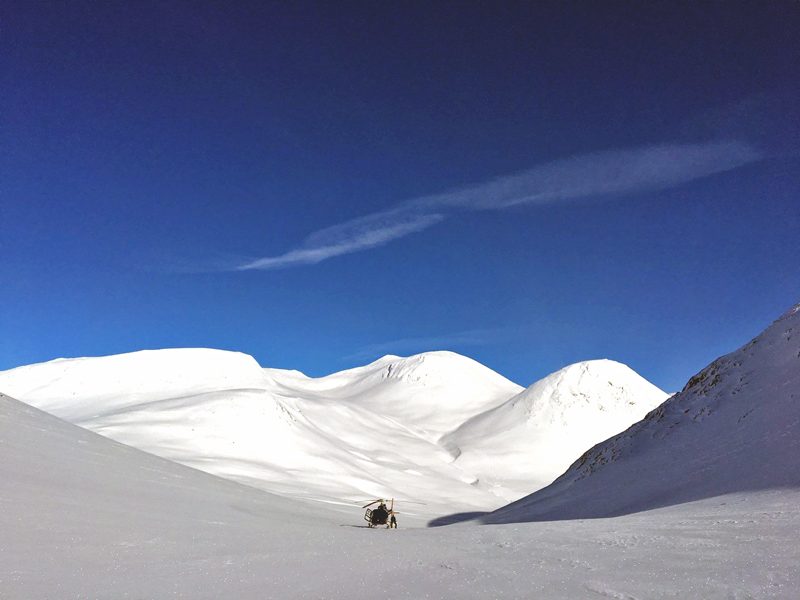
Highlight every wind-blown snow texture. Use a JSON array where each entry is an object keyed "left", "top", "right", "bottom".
[
  {"left": 0, "top": 350, "right": 664, "bottom": 514},
  {"left": 485, "top": 302, "right": 800, "bottom": 523}
]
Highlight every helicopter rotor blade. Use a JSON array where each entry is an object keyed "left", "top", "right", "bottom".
[{"left": 357, "top": 498, "right": 426, "bottom": 508}]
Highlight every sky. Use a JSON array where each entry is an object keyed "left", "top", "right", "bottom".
[{"left": 2, "top": 2, "right": 799, "bottom": 392}]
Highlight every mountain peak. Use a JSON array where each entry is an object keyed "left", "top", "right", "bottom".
[
  {"left": 519, "top": 359, "right": 665, "bottom": 421},
  {"left": 373, "top": 351, "right": 510, "bottom": 386},
  {"left": 485, "top": 301, "right": 800, "bottom": 522},
  {"left": 441, "top": 358, "right": 667, "bottom": 499}
]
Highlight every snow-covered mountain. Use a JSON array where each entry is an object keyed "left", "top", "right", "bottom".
[
  {"left": 485, "top": 303, "right": 800, "bottom": 523},
  {"left": 265, "top": 351, "right": 524, "bottom": 439},
  {"left": 442, "top": 359, "right": 668, "bottom": 499},
  {"left": 0, "top": 348, "right": 273, "bottom": 421},
  {"left": 0, "top": 348, "right": 664, "bottom": 512}
]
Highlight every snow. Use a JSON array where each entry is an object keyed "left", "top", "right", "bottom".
[
  {"left": 0, "top": 350, "right": 658, "bottom": 512},
  {"left": 442, "top": 359, "right": 668, "bottom": 499},
  {"left": 485, "top": 302, "right": 800, "bottom": 523},
  {"left": 266, "top": 351, "right": 525, "bottom": 437},
  {"left": 0, "top": 348, "right": 273, "bottom": 421},
  {"left": 2, "top": 305, "right": 799, "bottom": 598},
  {"left": 2, "top": 391, "right": 798, "bottom": 599}
]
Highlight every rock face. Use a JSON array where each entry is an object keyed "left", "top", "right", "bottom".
[
  {"left": 441, "top": 360, "right": 668, "bottom": 500},
  {"left": 485, "top": 302, "right": 800, "bottom": 523}
]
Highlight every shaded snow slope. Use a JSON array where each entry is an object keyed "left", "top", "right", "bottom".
[
  {"left": 485, "top": 302, "right": 800, "bottom": 523},
  {"left": 443, "top": 359, "right": 668, "bottom": 500},
  {"left": 0, "top": 390, "right": 343, "bottom": 597},
  {"left": 0, "top": 390, "right": 323, "bottom": 521},
  {"left": 4, "top": 391, "right": 799, "bottom": 599},
  {"left": 0, "top": 348, "right": 663, "bottom": 513}
]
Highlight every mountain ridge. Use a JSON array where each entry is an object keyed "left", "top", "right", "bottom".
[
  {"left": 0, "top": 347, "right": 667, "bottom": 512},
  {"left": 483, "top": 302, "right": 800, "bottom": 523}
]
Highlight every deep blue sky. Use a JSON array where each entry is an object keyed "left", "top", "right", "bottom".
[{"left": 2, "top": 2, "right": 799, "bottom": 391}]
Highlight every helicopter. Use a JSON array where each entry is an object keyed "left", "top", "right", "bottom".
[
  {"left": 360, "top": 498, "right": 425, "bottom": 528},
  {"left": 362, "top": 498, "right": 398, "bottom": 528}
]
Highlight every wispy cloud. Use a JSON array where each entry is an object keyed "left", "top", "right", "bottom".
[
  {"left": 411, "top": 141, "right": 760, "bottom": 210},
  {"left": 238, "top": 210, "right": 444, "bottom": 270},
  {"left": 238, "top": 141, "right": 761, "bottom": 271}
]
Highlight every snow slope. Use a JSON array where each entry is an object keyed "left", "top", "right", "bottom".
[
  {"left": 485, "top": 302, "right": 800, "bottom": 523},
  {"left": 0, "top": 348, "right": 663, "bottom": 513},
  {"left": 0, "top": 350, "right": 524, "bottom": 512},
  {"left": 266, "top": 351, "right": 524, "bottom": 438},
  {"left": 3, "top": 390, "right": 799, "bottom": 599},
  {"left": 442, "top": 359, "right": 668, "bottom": 499},
  {"left": 0, "top": 348, "right": 273, "bottom": 421}
]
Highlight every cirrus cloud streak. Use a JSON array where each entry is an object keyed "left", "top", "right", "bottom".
[
  {"left": 237, "top": 210, "right": 445, "bottom": 270},
  {"left": 237, "top": 141, "right": 761, "bottom": 271}
]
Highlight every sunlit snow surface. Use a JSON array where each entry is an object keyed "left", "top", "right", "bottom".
[{"left": 0, "top": 349, "right": 665, "bottom": 512}]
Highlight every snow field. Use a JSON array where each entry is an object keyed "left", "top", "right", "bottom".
[
  {"left": 0, "top": 349, "right": 665, "bottom": 514},
  {"left": 2, "top": 390, "right": 798, "bottom": 598}
]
